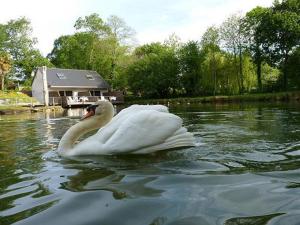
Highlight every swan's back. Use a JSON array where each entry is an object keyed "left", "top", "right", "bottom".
[
  {"left": 93, "top": 105, "right": 194, "bottom": 154},
  {"left": 71, "top": 104, "right": 195, "bottom": 155},
  {"left": 117, "top": 104, "right": 168, "bottom": 117}
]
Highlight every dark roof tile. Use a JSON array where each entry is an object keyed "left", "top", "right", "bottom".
[{"left": 38, "top": 67, "right": 110, "bottom": 89}]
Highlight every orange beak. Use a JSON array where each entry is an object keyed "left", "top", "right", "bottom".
[{"left": 81, "top": 110, "right": 95, "bottom": 120}]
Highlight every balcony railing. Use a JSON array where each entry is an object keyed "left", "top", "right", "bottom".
[{"left": 48, "top": 95, "right": 121, "bottom": 107}]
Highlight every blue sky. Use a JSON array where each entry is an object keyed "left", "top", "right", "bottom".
[{"left": 1, "top": 0, "right": 273, "bottom": 56}]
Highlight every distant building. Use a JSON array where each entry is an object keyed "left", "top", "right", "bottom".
[{"left": 31, "top": 66, "right": 122, "bottom": 107}]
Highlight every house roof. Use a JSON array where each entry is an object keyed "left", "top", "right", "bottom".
[{"left": 37, "top": 67, "right": 110, "bottom": 89}]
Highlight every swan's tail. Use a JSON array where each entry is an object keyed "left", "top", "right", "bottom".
[{"left": 133, "top": 128, "right": 195, "bottom": 154}]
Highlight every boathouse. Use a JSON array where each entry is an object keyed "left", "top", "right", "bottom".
[{"left": 32, "top": 66, "right": 122, "bottom": 107}]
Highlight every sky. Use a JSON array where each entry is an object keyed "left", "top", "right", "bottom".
[{"left": 1, "top": 0, "right": 274, "bottom": 56}]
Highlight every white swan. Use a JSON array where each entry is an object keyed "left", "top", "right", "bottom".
[{"left": 58, "top": 100, "right": 195, "bottom": 156}]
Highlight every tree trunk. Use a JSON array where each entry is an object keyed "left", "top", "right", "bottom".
[
  {"left": 1, "top": 75, "right": 4, "bottom": 91},
  {"left": 0, "top": 69, "right": 4, "bottom": 91},
  {"left": 255, "top": 43, "right": 262, "bottom": 92},
  {"left": 234, "top": 53, "right": 241, "bottom": 93},
  {"left": 257, "top": 60, "right": 262, "bottom": 92},
  {"left": 212, "top": 52, "right": 217, "bottom": 96},
  {"left": 239, "top": 47, "right": 244, "bottom": 93},
  {"left": 283, "top": 53, "right": 289, "bottom": 91},
  {"left": 109, "top": 39, "right": 118, "bottom": 90}
]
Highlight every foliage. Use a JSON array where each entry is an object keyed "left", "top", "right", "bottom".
[
  {"left": 178, "top": 41, "right": 204, "bottom": 96},
  {"left": 0, "top": 52, "right": 12, "bottom": 90},
  {"left": 0, "top": 90, "right": 36, "bottom": 102},
  {"left": 106, "top": 15, "right": 136, "bottom": 45},
  {"left": 1, "top": 2, "right": 299, "bottom": 97},
  {"left": 245, "top": 0, "right": 300, "bottom": 91},
  {"left": 286, "top": 47, "right": 300, "bottom": 90},
  {"left": 49, "top": 14, "right": 135, "bottom": 88},
  {"left": 74, "top": 13, "right": 110, "bottom": 37},
  {"left": 220, "top": 13, "right": 247, "bottom": 93},
  {"left": 127, "top": 43, "right": 180, "bottom": 98},
  {"left": 244, "top": 6, "right": 271, "bottom": 92},
  {"left": 0, "top": 17, "right": 52, "bottom": 82},
  {"left": 200, "top": 26, "right": 221, "bottom": 95}
]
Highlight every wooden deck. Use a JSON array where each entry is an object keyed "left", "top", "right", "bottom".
[{"left": 49, "top": 95, "right": 124, "bottom": 108}]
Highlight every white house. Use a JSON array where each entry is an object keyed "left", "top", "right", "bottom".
[{"left": 32, "top": 66, "right": 112, "bottom": 107}]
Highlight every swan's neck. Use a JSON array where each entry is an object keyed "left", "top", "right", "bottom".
[{"left": 58, "top": 112, "right": 112, "bottom": 155}]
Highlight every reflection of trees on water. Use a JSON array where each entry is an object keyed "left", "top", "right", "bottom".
[
  {"left": 62, "top": 108, "right": 85, "bottom": 118},
  {"left": 62, "top": 161, "right": 164, "bottom": 200},
  {"left": 180, "top": 102, "right": 300, "bottom": 173},
  {"left": 0, "top": 103, "right": 300, "bottom": 225},
  {"left": 0, "top": 112, "right": 62, "bottom": 223},
  {"left": 224, "top": 213, "right": 284, "bottom": 225}
]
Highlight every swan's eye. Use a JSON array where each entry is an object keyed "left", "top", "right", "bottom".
[{"left": 86, "top": 104, "right": 98, "bottom": 113}]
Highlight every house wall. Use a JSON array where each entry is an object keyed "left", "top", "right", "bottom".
[{"left": 32, "top": 70, "right": 45, "bottom": 104}]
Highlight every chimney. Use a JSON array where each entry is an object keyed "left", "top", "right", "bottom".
[{"left": 42, "top": 66, "right": 49, "bottom": 106}]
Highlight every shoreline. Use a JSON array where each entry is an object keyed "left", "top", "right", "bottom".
[
  {"left": 0, "top": 106, "right": 64, "bottom": 115},
  {"left": 1, "top": 91, "right": 300, "bottom": 115},
  {"left": 125, "top": 91, "right": 300, "bottom": 105}
]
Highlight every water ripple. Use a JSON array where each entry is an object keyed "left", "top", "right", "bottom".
[{"left": 1, "top": 104, "right": 300, "bottom": 225}]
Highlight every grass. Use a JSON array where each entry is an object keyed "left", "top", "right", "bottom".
[
  {"left": 0, "top": 90, "right": 37, "bottom": 102},
  {"left": 0, "top": 91, "right": 38, "bottom": 114},
  {"left": 125, "top": 91, "right": 300, "bottom": 105}
]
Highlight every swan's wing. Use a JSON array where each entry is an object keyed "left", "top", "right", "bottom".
[
  {"left": 96, "top": 104, "right": 169, "bottom": 138},
  {"left": 98, "top": 110, "right": 182, "bottom": 154},
  {"left": 116, "top": 104, "right": 169, "bottom": 119}
]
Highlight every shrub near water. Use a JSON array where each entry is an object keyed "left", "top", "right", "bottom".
[{"left": 0, "top": 91, "right": 37, "bottom": 104}]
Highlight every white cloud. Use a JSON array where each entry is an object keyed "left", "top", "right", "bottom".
[
  {"left": 0, "top": 0, "right": 274, "bottom": 56},
  {"left": 137, "top": 0, "right": 274, "bottom": 44},
  {"left": 1, "top": 0, "right": 85, "bottom": 56}
]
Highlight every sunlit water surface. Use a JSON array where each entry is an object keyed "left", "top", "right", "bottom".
[{"left": 1, "top": 103, "right": 300, "bottom": 225}]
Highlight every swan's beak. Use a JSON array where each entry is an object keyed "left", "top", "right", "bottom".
[
  {"left": 81, "top": 104, "right": 98, "bottom": 120},
  {"left": 81, "top": 110, "right": 95, "bottom": 120}
]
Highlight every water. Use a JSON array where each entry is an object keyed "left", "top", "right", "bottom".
[{"left": 1, "top": 103, "right": 300, "bottom": 225}]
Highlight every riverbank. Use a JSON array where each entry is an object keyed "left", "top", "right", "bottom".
[
  {"left": 0, "top": 91, "right": 63, "bottom": 115},
  {"left": 1, "top": 91, "right": 299, "bottom": 115},
  {"left": 126, "top": 91, "right": 300, "bottom": 105},
  {"left": 0, "top": 105, "right": 64, "bottom": 115}
]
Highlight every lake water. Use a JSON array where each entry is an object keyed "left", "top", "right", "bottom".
[{"left": 1, "top": 103, "right": 300, "bottom": 225}]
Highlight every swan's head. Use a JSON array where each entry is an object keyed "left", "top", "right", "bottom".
[{"left": 81, "top": 100, "right": 114, "bottom": 120}]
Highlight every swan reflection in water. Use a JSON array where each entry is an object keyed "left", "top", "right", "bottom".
[{"left": 58, "top": 100, "right": 195, "bottom": 156}]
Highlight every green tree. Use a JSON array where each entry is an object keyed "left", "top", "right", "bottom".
[
  {"left": 74, "top": 13, "right": 110, "bottom": 37},
  {"left": 244, "top": 7, "right": 271, "bottom": 92},
  {"left": 48, "top": 33, "right": 95, "bottom": 70},
  {"left": 164, "top": 33, "right": 182, "bottom": 50},
  {"left": 1, "top": 17, "right": 51, "bottom": 81},
  {"left": 0, "top": 53, "right": 12, "bottom": 90},
  {"left": 221, "top": 13, "right": 247, "bottom": 93},
  {"left": 201, "top": 26, "right": 221, "bottom": 96},
  {"left": 127, "top": 43, "right": 180, "bottom": 98},
  {"left": 106, "top": 15, "right": 136, "bottom": 87},
  {"left": 49, "top": 14, "right": 135, "bottom": 90},
  {"left": 267, "top": 0, "right": 300, "bottom": 90},
  {"left": 178, "top": 41, "right": 204, "bottom": 96},
  {"left": 286, "top": 47, "right": 300, "bottom": 89}
]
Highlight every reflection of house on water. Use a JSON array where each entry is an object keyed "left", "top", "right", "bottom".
[
  {"left": 44, "top": 109, "right": 56, "bottom": 148},
  {"left": 63, "top": 106, "right": 118, "bottom": 117},
  {"left": 63, "top": 108, "right": 86, "bottom": 118}
]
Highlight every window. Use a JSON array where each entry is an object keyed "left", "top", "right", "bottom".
[
  {"left": 57, "top": 73, "right": 66, "bottom": 79},
  {"left": 65, "top": 91, "right": 72, "bottom": 96},
  {"left": 86, "top": 74, "right": 94, "bottom": 80},
  {"left": 94, "top": 91, "right": 101, "bottom": 96},
  {"left": 78, "top": 91, "right": 90, "bottom": 96},
  {"left": 49, "top": 91, "right": 59, "bottom": 97},
  {"left": 59, "top": 91, "right": 65, "bottom": 96}
]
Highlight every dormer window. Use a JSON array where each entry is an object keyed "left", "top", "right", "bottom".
[
  {"left": 86, "top": 74, "right": 95, "bottom": 80},
  {"left": 57, "top": 73, "right": 66, "bottom": 79}
]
